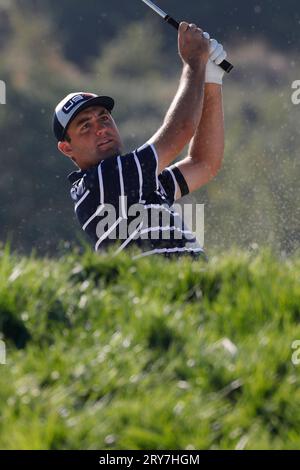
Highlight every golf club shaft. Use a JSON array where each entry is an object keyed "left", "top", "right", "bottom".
[{"left": 141, "top": 0, "right": 233, "bottom": 73}]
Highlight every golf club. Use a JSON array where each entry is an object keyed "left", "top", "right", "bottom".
[{"left": 141, "top": 0, "right": 234, "bottom": 73}]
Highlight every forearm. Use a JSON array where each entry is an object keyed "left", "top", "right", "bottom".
[
  {"left": 162, "top": 63, "right": 206, "bottom": 140},
  {"left": 188, "top": 83, "right": 224, "bottom": 172}
]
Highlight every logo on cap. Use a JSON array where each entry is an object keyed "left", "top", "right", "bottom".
[{"left": 62, "top": 93, "right": 95, "bottom": 114}]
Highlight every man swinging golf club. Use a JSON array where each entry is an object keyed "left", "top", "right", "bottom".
[{"left": 53, "top": 22, "right": 227, "bottom": 260}]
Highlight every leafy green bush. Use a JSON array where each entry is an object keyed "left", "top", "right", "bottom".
[{"left": 0, "top": 245, "right": 299, "bottom": 449}]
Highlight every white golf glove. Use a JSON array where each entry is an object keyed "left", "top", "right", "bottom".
[{"left": 205, "top": 38, "right": 227, "bottom": 85}]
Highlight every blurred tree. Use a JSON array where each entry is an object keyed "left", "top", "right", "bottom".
[{"left": 93, "top": 20, "right": 165, "bottom": 80}]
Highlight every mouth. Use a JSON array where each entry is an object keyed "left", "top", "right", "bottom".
[{"left": 97, "top": 139, "right": 112, "bottom": 148}]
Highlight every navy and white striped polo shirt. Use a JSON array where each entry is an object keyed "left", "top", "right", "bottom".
[{"left": 68, "top": 143, "right": 205, "bottom": 260}]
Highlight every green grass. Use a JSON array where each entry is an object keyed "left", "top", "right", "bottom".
[{"left": 0, "top": 244, "right": 300, "bottom": 450}]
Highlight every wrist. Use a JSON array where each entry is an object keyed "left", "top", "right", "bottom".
[
  {"left": 184, "top": 60, "right": 207, "bottom": 77},
  {"left": 204, "top": 83, "right": 223, "bottom": 95}
]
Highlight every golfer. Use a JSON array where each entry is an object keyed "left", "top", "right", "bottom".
[{"left": 53, "top": 22, "right": 227, "bottom": 260}]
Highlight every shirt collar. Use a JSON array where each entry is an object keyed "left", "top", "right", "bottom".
[{"left": 67, "top": 170, "right": 85, "bottom": 184}]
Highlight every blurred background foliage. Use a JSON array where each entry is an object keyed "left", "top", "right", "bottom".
[{"left": 0, "top": 0, "right": 299, "bottom": 256}]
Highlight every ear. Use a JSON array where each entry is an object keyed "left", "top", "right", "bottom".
[{"left": 58, "top": 141, "right": 73, "bottom": 159}]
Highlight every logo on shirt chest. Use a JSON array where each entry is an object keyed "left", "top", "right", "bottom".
[{"left": 71, "top": 179, "right": 86, "bottom": 200}]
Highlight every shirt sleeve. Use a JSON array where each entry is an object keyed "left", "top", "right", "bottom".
[
  {"left": 158, "top": 164, "right": 190, "bottom": 206},
  {"left": 84, "top": 143, "right": 159, "bottom": 208}
]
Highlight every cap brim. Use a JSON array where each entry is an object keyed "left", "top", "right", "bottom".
[{"left": 62, "top": 96, "right": 115, "bottom": 139}]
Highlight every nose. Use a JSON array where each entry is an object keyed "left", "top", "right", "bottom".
[
  {"left": 94, "top": 121, "right": 107, "bottom": 137},
  {"left": 95, "top": 126, "right": 104, "bottom": 136}
]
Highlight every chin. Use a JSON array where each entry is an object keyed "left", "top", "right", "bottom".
[{"left": 96, "top": 148, "right": 120, "bottom": 161}]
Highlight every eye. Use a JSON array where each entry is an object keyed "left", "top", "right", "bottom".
[{"left": 81, "top": 122, "right": 90, "bottom": 131}]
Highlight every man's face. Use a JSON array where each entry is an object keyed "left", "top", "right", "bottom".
[{"left": 58, "top": 105, "right": 123, "bottom": 170}]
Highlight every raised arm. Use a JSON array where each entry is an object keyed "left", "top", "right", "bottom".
[
  {"left": 172, "top": 38, "right": 227, "bottom": 197},
  {"left": 148, "top": 22, "right": 210, "bottom": 174}
]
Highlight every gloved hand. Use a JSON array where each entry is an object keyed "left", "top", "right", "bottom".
[{"left": 205, "top": 38, "right": 227, "bottom": 85}]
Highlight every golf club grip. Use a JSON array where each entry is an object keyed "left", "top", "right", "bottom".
[{"left": 164, "top": 15, "right": 234, "bottom": 74}]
